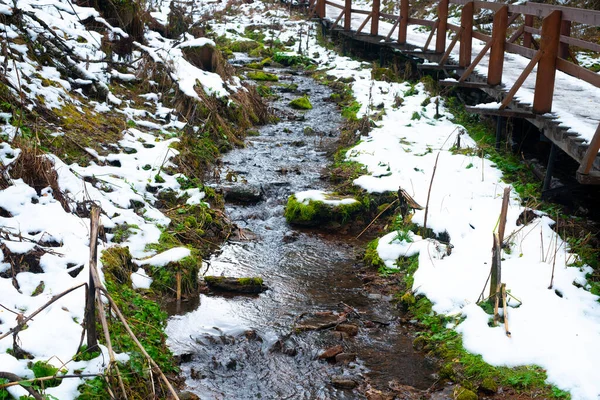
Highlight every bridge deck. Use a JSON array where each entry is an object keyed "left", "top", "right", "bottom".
[{"left": 315, "top": 0, "right": 600, "bottom": 183}]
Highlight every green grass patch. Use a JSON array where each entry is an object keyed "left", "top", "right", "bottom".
[{"left": 273, "top": 52, "right": 313, "bottom": 67}]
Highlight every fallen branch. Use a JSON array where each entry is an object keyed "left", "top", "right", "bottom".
[
  {"left": 0, "top": 372, "right": 43, "bottom": 400},
  {"left": 356, "top": 198, "right": 398, "bottom": 239},
  {"left": 423, "top": 152, "right": 440, "bottom": 234}
]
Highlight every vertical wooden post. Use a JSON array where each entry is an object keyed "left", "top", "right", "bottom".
[
  {"left": 399, "top": 0, "right": 409, "bottom": 44},
  {"left": 459, "top": 1, "right": 474, "bottom": 67},
  {"left": 85, "top": 205, "right": 100, "bottom": 351},
  {"left": 533, "top": 10, "right": 562, "bottom": 114},
  {"left": 371, "top": 0, "right": 380, "bottom": 36},
  {"left": 436, "top": 0, "right": 449, "bottom": 53},
  {"left": 559, "top": 20, "right": 571, "bottom": 59},
  {"left": 344, "top": 0, "right": 352, "bottom": 31},
  {"left": 523, "top": 14, "right": 533, "bottom": 48},
  {"left": 316, "top": 0, "right": 325, "bottom": 19},
  {"left": 487, "top": 5, "right": 508, "bottom": 86}
]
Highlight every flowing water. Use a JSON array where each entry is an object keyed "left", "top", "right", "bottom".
[{"left": 166, "top": 69, "right": 435, "bottom": 399}]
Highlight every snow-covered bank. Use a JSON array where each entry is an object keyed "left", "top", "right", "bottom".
[{"left": 0, "top": 0, "right": 233, "bottom": 397}]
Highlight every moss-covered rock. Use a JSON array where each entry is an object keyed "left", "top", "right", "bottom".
[
  {"left": 479, "top": 377, "right": 498, "bottom": 394},
  {"left": 289, "top": 96, "right": 312, "bottom": 110},
  {"left": 229, "top": 40, "right": 261, "bottom": 53},
  {"left": 247, "top": 71, "right": 279, "bottom": 82},
  {"left": 284, "top": 193, "right": 362, "bottom": 227},
  {"left": 456, "top": 387, "right": 478, "bottom": 400}
]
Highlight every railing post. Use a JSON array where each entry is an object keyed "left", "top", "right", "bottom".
[
  {"left": 487, "top": 5, "right": 508, "bottom": 86},
  {"left": 559, "top": 19, "right": 571, "bottom": 59},
  {"left": 399, "top": 0, "right": 409, "bottom": 44},
  {"left": 344, "top": 0, "right": 352, "bottom": 31},
  {"left": 459, "top": 1, "right": 474, "bottom": 67},
  {"left": 533, "top": 10, "right": 562, "bottom": 114},
  {"left": 436, "top": 0, "right": 449, "bottom": 53},
  {"left": 523, "top": 14, "right": 533, "bottom": 48},
  {"left": 316, "top": 0, "right": 326, "bottom": 19},
  {"left": 371, "top": 0, "right": 380, "bottom": 36}
]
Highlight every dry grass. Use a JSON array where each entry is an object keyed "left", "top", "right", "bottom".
[{"left": 9, "top": 141, "right": 70, "bottom": 212}]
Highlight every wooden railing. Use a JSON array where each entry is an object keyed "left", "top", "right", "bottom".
[{"left": 310, "top": 0, "right": 600, "bottom": 180}]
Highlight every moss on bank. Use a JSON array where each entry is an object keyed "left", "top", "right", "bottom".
[{"left": 284, "top": 194, "right": 363, "bottom": 226}]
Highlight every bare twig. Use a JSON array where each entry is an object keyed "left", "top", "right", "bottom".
[
  {"left": 423, "top": 152, "right": 440, "bottom": 234},
  {"left": 356, "top": 199, "right": 398, "bottom": 239},
  {"left": 0, "top": 372, "right": 43, "bottom": 400}
]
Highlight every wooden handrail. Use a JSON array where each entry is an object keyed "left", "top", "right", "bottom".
[{"left": 523, "top": 26, "right": 600, "bottom": 53}]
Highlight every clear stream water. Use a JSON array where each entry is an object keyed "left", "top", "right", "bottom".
[{"left": 165, "top": 69, "right": 435, "bottom": 399}]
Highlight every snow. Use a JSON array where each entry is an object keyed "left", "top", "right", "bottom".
[
  {"left": 294, "top": 189, "right": 359, "bottom": 206},
  {"left": 134, "top": 247, "right": 192, "bottom": 268}
]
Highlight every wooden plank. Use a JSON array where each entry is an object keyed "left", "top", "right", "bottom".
[
  {"left": 417, "top": 63, "right": 464, "bottom": 70},
  {"left": 577, "top": 124, "right": 600, "bottom": 175},
  {"left": 371, "top": 0, "right": 380, "bottom": 35},
  {"left": 488, "top": 5, "right": 508, "bottom": 86},
  {"left": 514, "top": 3, "right": 600, "bottom": 27},
  {"left": 439, "top": 80, "right": 492, "bottom": 89},
  {"left": 408, "top": 17, "right": 436, "bottom": 27},
  {"left": 473, "top": 30, "right": 491, "bottom": 43},
  {"left": 556, "top": 58, "right": 600, "bottom": 89},
  {"left": 458, "top": 38, "right": 492, "bottom": 82},
  {"left": 447, "top": 22, "right": 460, "bottom": 33},
  {"left": 424, "top": 19, "right": 439, "bottom": 51},
  {"left": 533, "top": 10, "right": 562, "bottom": 114},
  {"left": 344, "top": 0, "right": 351, "bottom": 30},
  {"left": 577, "top": 171, "right": 600, "bottom": 184},
  {"left": 399, "top": 0, "right": 409, "bottom": 44},
  {"left": 380, "top": 12, "right": 398, "bottom": 20},
  {"left": 524, "top": 26, "right": 600, "bottom": 52},
  {"left": 505, "top": 42, "right": 536, "bottom": 59},
  {"left": 459, "top": 1, "right": 474, "bottom": 67},
  {"left": 500, "top": 50, "right": 543, "bottom": 110},
  {"left": 439, "top": 26, "right": 463, "bottom": 65},
  {"left": 465, "top": 106, "right": 536, "bottom": 119},
  {"left": 436, "top": 0, "right": 449, "bottom": 53},
  {"left": 351, "top": 9, "right": 371, "bottom": 15}
]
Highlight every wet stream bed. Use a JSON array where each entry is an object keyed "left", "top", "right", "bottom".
[{"left": 166, "top": 69, "right": 435, "bottom": 399}]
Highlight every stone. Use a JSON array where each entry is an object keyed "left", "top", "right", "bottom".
[
  {"left": 456, "top": 387, "right": 478, "bottom": 400},
  {"left": 334, "top": 353, "right": 357, "bottom": 363},
  {"left": 223, "top": 184, "right": 263, "bottom": 203},
  {"left": 335, "top": 324, "right": 359, "bottom": 336},
  {"left": 479, "top": 377, "right": 498, "bottom": 394},
  {"left": 318, "top": 345, "right": 343, "bottom": 359},
  {"left": 178, "top": 391, "right": 200, "bottom": 400},
  {"left": 331, "top": 375, "right": 358, "bottom": 389}
]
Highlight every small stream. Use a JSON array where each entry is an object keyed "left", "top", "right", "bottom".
[{"left": 166, "top": 68, "right": 435, "bottom": 399}]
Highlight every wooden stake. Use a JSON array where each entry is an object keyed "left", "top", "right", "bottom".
[
  {"left": 502, "top": 284, "right": 511, "bottom": 337},
  {"left": 85, "top": 204, "right": 100, "bottom": 351},
  {"left": 399, "top": 0, "right": 409, "bottom": 44},
  {"left": 423, "top": 152, "right": 440, "bottom": 235},
  {"left": 176, "top": 271, "right": 182, "bottom": 313}
]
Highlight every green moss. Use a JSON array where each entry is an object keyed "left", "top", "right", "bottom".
[
  {"left": 272, "top": 52, "right": 313, "bottom": 67},
  {"left": 247, "top": 71, "right": 279, "bottom": 81},
  {"left": 100, "top": 246, "right": 134, "bottom": 286},
  {"left": 238, "top": 277, "right": 263, "bottom": 285},
  {"left": 229, "top": 40, "right": 261, "bottom": 53},
  {"left": 284, "top": 194, "right": 362, "bottom": 226},
  {"left": 364, "top": 238, "right": 385, "bottom": 269},
  {"left": 455, "top": 387, "right": 478, "bottom": 400},
  {"left": 479, "top": 377, "right": 498, "bottom": 393},
  {"left": 289, "top": 96, "right": 312, "bottom": 110}
]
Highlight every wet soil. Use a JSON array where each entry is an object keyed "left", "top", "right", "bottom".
[{"left": 165, "top": 69, "right": 436, "bottom": 399}]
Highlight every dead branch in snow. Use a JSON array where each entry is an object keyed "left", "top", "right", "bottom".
[{"left": 0, "top": 372, "right": 43, "bottom": 400}]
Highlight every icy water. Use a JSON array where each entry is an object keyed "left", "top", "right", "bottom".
[{"left": 166, "top": 69, "right": 435, "bottom": 399}]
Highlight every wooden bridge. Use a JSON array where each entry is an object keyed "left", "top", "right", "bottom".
[{"left": 308, "top": 0, "right": 600, "bottom": 186}]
